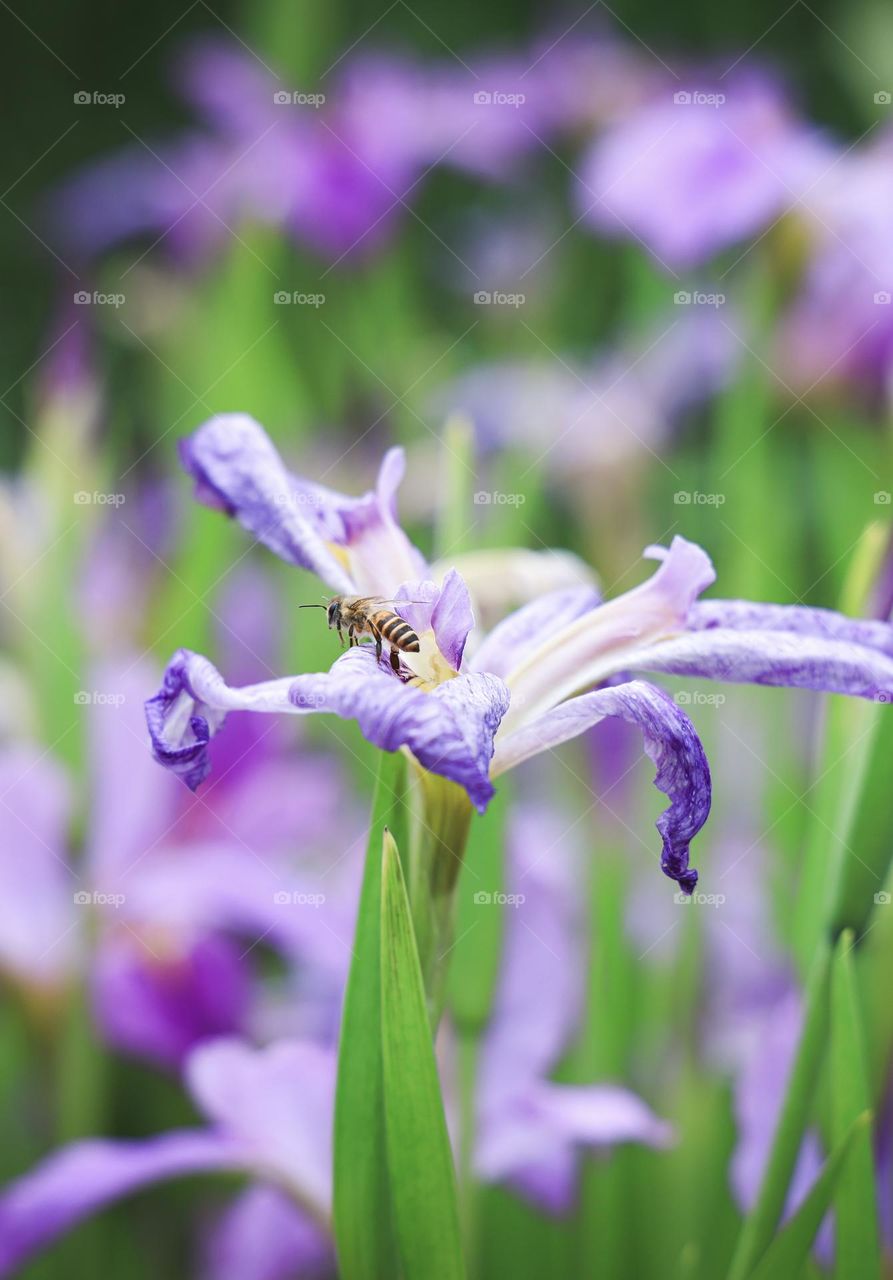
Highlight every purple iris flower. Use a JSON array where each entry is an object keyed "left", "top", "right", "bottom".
[
  {"left": 775, "top": 127, "right": 893, "bottom": 402},
  {"left": 0, "top": 800, "right": 671, "bottom": 1277},
  {"left": 148, "top": 416, "right": 893, "bottom": 894},
  {"left": 577, "top": 69, "right": 829, "bottom": 270}
]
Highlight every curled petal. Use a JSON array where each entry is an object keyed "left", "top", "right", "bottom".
[
  {"left": 492, "top": 679, "right": 711, "bottom": 893},
  {"left": 289, "top": 648, "right": 509, "bottom": 812},
  {"left": 179, "top": 415, "right": 355, "bottom": 593},
  {"left": 0, "top": 1131, "right": 249, "bottom": 1278},
  {"left": 145, "top": 650, "right": 298, "bottom": 791}
]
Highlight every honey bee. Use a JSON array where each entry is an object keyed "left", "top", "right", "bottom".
[{"left": 300, "top": 596, "right": 421, "bottom": 673}]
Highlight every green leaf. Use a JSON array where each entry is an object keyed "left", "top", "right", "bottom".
[
  {"left": 830, "top": 933, "right": 880, "bottom": 1279},
  {"left": 381, "top": 828, "right": 466, "bottom": 1280},
  {"left": 333, "top": 753, "right": 407, "bottom": 1280},
  {"left": 748, "top": 1113, "right": 872, "bottom": 1280},
  {"left": 726, "top": 940, "right": 832, "bottom": 1280}
]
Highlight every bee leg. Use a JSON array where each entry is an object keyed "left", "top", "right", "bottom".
[
  {"left": 348, "top": 625, "right": 355, "bottom": 648},
  {"left": 375, "top": 635, "right": 382, "bottom": 662},
  {"left": 336, "top": 625, "right": 344, "bottom": 648},
  {"left": 389, "top": 647, "right": 401, "bottom": 674}
]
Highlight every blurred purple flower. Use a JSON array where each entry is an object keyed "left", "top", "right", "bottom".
[
  {"left": 0, "top": 645, "right": 359, "bottom": 1071},
  {"left": 428, "top": 308, "right": 741, "bottom": 472},
  {"left": 775, "top": 128, "right": 893, "bottom": 401},
  {"left": 577, "top": 70, "right": 828, "bottom": 271},
  {"left": 0, "top": 802, "right": 673, "bottom": 1275}
]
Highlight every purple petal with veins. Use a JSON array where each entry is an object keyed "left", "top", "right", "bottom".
[{"left": 493, "top": 680, "right": 711, "bottom": 893}]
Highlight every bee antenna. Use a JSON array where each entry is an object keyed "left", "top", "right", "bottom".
[{"left": 298, "top": 603, "right": 327, "bottom": 609}]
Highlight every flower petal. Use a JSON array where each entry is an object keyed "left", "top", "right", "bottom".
[
  {"left": 145, "top": 650, "right": 298, "bottom": 791},
  {"left": 492, "top": 679, "right": 711, "bottom": 893},
  {"left": 0, "top": 1131, "right": 249, "bottom": 1278},
  {"left": 203, "top": 1185, "right": 333, "bottom": 1280},
  {"left": 395, "top": 568, "right": 475, "bottom": 670},
  {"left": 186, "top": 1038, "right": 334, "bottom": 1214},
  {"left": 626, "top": 606, "right": 893, "bottom": 701},
  {"left": 289, "top": 648, "right": 510, "bottom": 812},
  {"left": 179, "top": 414, "right": 354, "bottom": 593},
  {"left": 499, "top": 537, "right": 714, "bottom": 734},
  {"left": 471, "top": 584, "right": 601, "bottom": 680}
]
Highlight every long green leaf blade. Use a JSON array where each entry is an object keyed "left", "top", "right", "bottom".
[
  {"left": 830, "top": 933, "right": 880, "bottom": 1279},
  {"left": 381, "top": 828, "right": 466, "bottom": 1280},
  {"left": 333, "top": 752, "right": 406, "bottom": 1280},
  {"left": 749, "top": 1114, "right": 872, "bottom": 1280}
]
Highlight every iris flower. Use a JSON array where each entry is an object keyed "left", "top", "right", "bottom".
[{"left": 148, "top": 416, "right": 893, "bottom": 893}]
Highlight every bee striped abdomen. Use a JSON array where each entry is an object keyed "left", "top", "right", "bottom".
[{"left": 372, "top": 611, "right": 421, "bottom": 652}]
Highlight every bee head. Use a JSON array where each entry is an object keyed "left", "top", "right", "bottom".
[{"left": 326, "top": 599, "right": 342, "bottom": 630}]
